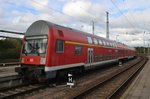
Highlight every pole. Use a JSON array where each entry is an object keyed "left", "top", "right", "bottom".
[
  {"left": 106, "top": 11, "right": 109, "bottom": 39},
  {"left": 92, "top": 21, "right": 94, "bottom": 35},
  {"left": 143, "top": 31, "right": 145, "bottom": 55},
  {"left": 148, "top": 43, "right": 149, "bottom": 55}
]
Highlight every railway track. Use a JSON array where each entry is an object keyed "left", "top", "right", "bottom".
[
  {"left": 107, "top": 57, "right": 148, "bottom": 99},
  {"left": 0, "top": 75, "right": 20, "bottom": 83},
  {"left": 67, "top": 57, "right": 147, "bottom": 99},
  {"left": 0, "top": 75, "right": 22, "bottom": 90},
  {"left": 0, "top": 83, "right": 47, "bottom": 99},
  {"left": 41, "top": 57, "right": 146, "bottom": 99},
  {"left": 0, "top": 57, "right": 146, "bottom": 99},
  {"left": 0, "top": 76, "right": 57, "bottom": 99}
]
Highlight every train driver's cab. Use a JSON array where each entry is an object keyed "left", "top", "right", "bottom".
[{"left": 23, "top": 35, "right": 47, "bottom": 56}]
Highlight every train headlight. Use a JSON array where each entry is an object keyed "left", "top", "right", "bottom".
[
  {"left": 21, "top": 58, "right": 24, "bottom": 63},
  {"left": 40, "top": 58, "right": 46, "bottom": 64}
]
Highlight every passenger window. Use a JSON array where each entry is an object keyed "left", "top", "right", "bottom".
[
  {"left": 115, "top": 43, "right": 117, "bottom": 47},
  {"left": 103, "top": 41, "right": 106, "bottom": 46},
  {"left": 109, "top": 42, "right": 112, "bottom": 47},
  {"left": 93, "top": 38, "right": 98, "bottom": 45},
  {"left": 112, "top": 43, "right": 114, "bottom": 47},
  {"left": 104, "top": 54, "right": 106, "bottom": 60},
  {"left": 109, "top": 54, "right": 111, "bottom": 59},
  {"left": 99, "top": 54, "right": 103, "bottom": 61},
  {"left": 87, "top": 36, "right": 93, "bottom": 44},
  {"left": 109, "top": 54, "right": 112, "bottom": 59},
  {"left": 56, "top": 40, "right": 64, "bottom": 52},
  {"left": 109, "top": 42, "right": 111, "bottom": 47},
  {"left": 106, "top": 41, "right": 108, "bottom": 46},
  {"left": 94, "top": 55, "right": 99, "bottom": 62},
  {"left": 75, "top": 45, "right": 82, "bottom": 55},
  {"left": 99, "top": 40, "right": 102, "bottom": 45},
  {"left": 102, "top": 40, "right": 104, "bottom": 46},
  {"left": 107, "top": 41, "right": 109, "bottom": 46},
  {"left": 111, "top": 42, "right": 113, "bottom": 47},
  {"left": 107, "top": 54, "right": 109, "bottom": 60},
  {"left": 102, "top": 41, "right": 104, "bottom": 46}
]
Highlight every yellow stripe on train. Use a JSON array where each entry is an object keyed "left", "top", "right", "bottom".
[{"left": 65, "top": 41, "right": 102, "bottom": 47}]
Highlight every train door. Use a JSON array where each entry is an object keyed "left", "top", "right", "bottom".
[{"left": 88, "top": 48, "right": 93, "bottom": 65}]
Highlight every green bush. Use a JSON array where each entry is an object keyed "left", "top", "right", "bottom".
[{"left": 0, "top": 38, "right": 22, "bottom": 60}]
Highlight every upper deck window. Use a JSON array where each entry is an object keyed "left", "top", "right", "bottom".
[
  {"left": 113, "top": 43, "right": 115, "bottom": 47},
  {"left": 108, "top": 42, "right": 111, "bottom": 46},
  {"left": 106, "top": 41, "right": 109, "bottom": 46},
  {"left": 115, "top": 43, "right": 117, "bottom": 48},
  {"left": 56, "top": 40, "right": 64, "bottom": 52},
  {"left": 87, "top": 36, "right": 93, "bottom": 44},
  {"left": 109, "top": 42, "right": 112, "bottom": 47},
  {"left": 103, "top": 41, "right": 106, "bottom": 46},
  {"left": 93, "top": 38, "right": 98, "bottom": 45},
  {"left": 98, "top": 39, "right": 103, "bottom": 45}
]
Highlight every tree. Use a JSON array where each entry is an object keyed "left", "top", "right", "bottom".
[{"left": 0, "top": 38, "right": 22, "bottom": 60}]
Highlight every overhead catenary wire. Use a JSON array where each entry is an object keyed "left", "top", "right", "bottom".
[
  {"left": 30, "top": 0, "right": 106, "bottom": 35},
  {"left": 31, "top": 0, "right": 93, "bottom": 25},
  {"left": 122, "top": 1, "right": 141, "bottom": 30},
  {"left": 110, "top": 0, "right": 137, "bottom": 30},
  {"left": 109, "top": 0, "right": 142, "bottom": 44},
  {"left": 72, "top": 1, "right": 101, "bottom": 21},
  {"left": 3, "top": 0, "right": 121, "bottom": 38}
]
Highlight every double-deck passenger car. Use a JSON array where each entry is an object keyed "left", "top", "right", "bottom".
[{"left": 15, "top": 20, "right": 136, "bottom": 81}]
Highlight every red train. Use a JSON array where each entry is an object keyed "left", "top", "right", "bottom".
[{"left": 15, "top": 20, "right": 136, "bottom": 81}]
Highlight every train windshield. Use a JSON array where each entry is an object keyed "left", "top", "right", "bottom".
[{"left": 23, "top": 36, "right": 47, "bottom": 55}]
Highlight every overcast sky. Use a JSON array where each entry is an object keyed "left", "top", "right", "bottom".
[{"left": 0, "top": 0, "right": 150, "bottom": 47}]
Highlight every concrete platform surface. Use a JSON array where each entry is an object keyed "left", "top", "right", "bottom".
[
  {"left": 121, "top": 57, "right": 150, "bottom": 99},
  {"left": 0, "top": 65, "right": 19, "bottom": 78}
]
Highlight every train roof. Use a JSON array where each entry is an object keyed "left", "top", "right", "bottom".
[
  {"left": 26, "top": 20, "right": 55, "bottom": 36},
  {"left": 26, "top": 20, "right": 111, "bottom": 41},
  {"left": 26, "top": 20, "right": 135, "bottom": 51}
]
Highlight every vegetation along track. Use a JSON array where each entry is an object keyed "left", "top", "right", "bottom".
[{"left": 71, "top": 57, "right": 148, "bottom": 99}]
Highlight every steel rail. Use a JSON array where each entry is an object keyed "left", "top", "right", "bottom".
[
  {"left": 67, "top": 57, "right": 147, "bottom": 99},
  {"left": 107, "top": 57, "right": 148, "bottom": 99},
  {"left": 0, "top": 75, "right": 20, "bottom": 83},
  {"left": 0, "top": 83, "right": 47, "bottom": 99}
]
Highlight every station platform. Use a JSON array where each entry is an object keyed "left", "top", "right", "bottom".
[
  {"left": 121, "top": 57, "right": 150, "bottom": 99},
  {"left": 0, "top": 65, "right": 19, "bottom": 78}
]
